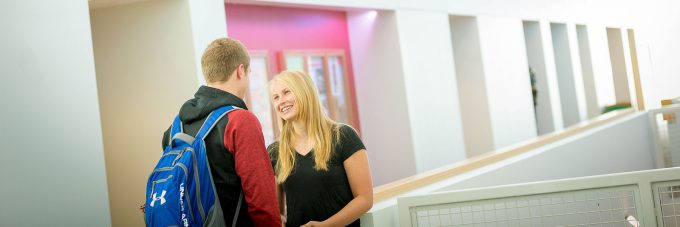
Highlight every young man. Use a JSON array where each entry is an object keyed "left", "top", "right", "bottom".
[{"left": 161, "top": 38, "right": 280, "bottom": 226}]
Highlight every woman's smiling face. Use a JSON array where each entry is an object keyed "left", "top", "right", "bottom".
[{"left": 270, "top": 81, "right": 298, "bottom": 121}]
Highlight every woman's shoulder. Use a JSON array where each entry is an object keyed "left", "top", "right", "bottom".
[
  {"left": 266, "top": 141, "right": 280, "bottom": 157},
  {"left": 267, "top": 141, "right": 279, "bottom": 150},
  {"left": 332, "top": 123, "right": 365, "bottom": 160},
  {"left": 335, "top": 123, "right": 359, "bottom": 139},
  {"left": 333, "top": 123, "right": 363, "bottom": 147}
]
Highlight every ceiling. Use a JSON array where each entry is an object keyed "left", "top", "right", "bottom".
[{"left": 88, "top": 0, "right": 154, "bottom": 9}]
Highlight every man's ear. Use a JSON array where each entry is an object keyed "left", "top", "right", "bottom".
[{"left": 236, "top": 64, "right": 245, "bottom": 79}]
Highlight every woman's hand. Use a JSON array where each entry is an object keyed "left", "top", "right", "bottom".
[{"left": 301, "top": 221, "right": 326, "bottom": 227}]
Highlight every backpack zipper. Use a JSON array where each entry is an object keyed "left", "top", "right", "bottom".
[
  {"left": 176, "top": 162, "right": 195, "bottom": 222},
  {"left": 150, "top": 174, "right": 173, "bottom": 198}
]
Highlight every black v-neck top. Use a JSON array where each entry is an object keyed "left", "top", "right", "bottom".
[{"left": 267, "top": 125, "right": 366, "bottom": 227}]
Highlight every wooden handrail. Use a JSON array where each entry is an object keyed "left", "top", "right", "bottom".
[{"left": 372, "top": 108, "right": 636, "bottom": 203}]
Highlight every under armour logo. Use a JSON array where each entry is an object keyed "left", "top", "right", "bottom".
[{"left": 150, "top": 190, "right": 167, "bottom": 207}]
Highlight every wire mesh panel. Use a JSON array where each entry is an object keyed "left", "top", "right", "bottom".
[
  {"left": 668, "top": 113, "right": 680, "bottom": 167},
  {"left": 656, "top": 182, "right": 680, "bottom": 226},
  {"left": 409, "top": 186, "right": 639, "bottom": 227}
]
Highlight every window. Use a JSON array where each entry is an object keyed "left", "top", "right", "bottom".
[
  {"left": 279, "top": 50, "right": 359, "bottom": 129},
  {"left": 246, "top": 51, "right": 276, "bottom": 145}
]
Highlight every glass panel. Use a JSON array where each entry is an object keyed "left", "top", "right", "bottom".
[
  {"left": 285, "top": 56, "right": 305, "bottom": 72},
  {"left": 307, "top": 56, "right": 330, "bottom": 115},
  {"left": 328, "top": 56, "right": 350, "bottom": 124},
  {"left": 248, "top": 56, "right": 275, "bottom": 145}
]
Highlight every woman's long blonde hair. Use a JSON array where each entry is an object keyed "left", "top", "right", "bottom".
[{"left": 269, "top": 70, "right": 339, "bottom": 183}]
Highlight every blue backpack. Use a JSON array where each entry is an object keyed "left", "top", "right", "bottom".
[{"left": 145, "top": 106, "right": 243, "bottom": 227}]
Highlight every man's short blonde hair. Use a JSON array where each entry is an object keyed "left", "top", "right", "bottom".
[{"left": 201, "top": 38, "right": 250, "bottom": 83}]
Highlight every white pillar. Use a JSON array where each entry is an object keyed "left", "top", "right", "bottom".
[
  {"left": 477, "top": 16, "right": 538, "bottom": 148},
  {"left": 189, "top": 0, "right": 227, "bottom": 85},
  {"left": 607, "top": 27, "right": 632, "bottom": 104},
  {"left": 587, "top": 26, "right": 617, "bottom": 108},
  {"left": 347, "top": 11, "right": 418, "bottom": 185},
  {"left": 0, "top": 0, "right": 111, "bottom": 226},
  {"left": 394, "top": 10, "right": 467, "bottom": 173},
  {"left": 524, "top": 21, "right": 557, "bottom": 135},
  {"left": 576, "top": 25, "right": 601, "bottom": 119},
  {"left": 552, "top": 23, "right": 584, "bottom": 127},
  {"left": 539, "top": 20, "right": 565, "bottom": 131},
  {"left": 566, "top": 24, "right": 589, "bottom": 122},
  {"left": 451, "top": 16, "right": 495, "bottom": 157},
  {"left": 621, "top": 28, "right": 640, "bottom": 110}
]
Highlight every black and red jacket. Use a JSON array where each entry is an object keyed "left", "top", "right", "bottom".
[{"left": 162, "top": 86, "right": 280, "bottom": 226}]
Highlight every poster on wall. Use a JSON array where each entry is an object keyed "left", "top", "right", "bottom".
[{"left": 248, "top": 52, "right": 276, "bottom": 145}]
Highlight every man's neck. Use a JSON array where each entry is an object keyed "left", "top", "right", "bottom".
[{"left": 207, "top": 81, "right": 243, "bottom": 100}]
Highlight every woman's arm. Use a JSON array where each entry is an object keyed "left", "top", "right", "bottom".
[{"left": 302, "top": 150, "right": 373, "bottom": 227}]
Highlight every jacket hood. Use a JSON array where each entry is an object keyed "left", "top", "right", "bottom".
[{"left": 179, "top": 86, "right": 248, "bottom": 124}]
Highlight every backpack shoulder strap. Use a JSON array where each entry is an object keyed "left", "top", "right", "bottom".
[
  {"left": 195, "top": 106, "right": 240, "bottom": 142},
  {"left": 193, "top": 105, "right": 243, "bottom": 225},
  {"left": 166, "top": 115, "right": 184, "bottom": 146}
]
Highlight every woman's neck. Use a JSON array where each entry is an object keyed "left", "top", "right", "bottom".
[
  {"left": 291, "top": 120, "right": 308, "bottom": 141},
  {"left": 291, "top": 120, "right": 314, "bottom": 153}
]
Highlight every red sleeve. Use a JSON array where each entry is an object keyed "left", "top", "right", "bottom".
[{"left": 224, "top": 109, "right": 281, "bottom": 227}]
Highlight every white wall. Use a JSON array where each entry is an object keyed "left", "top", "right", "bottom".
[
  {"left": 249, "top": 0, "right": 680, "bottom": 110},
  {"left": 6, "top": 0, "right": 680, "bottom": 225},
  {"left": 363, "top": 112, "right": 656, "bottom": 226},
  {"left": 607, "top": 28, "right": 633, "bottom": 105},
  {"left": 576, "top": 25, "right": 601, "bottom": 119},
  {"left": 551, "top": 23, "right": 583, "bottom": 127},
  {"left": 451, "top": 16, "right": 495, "bottom": 157},
  {"left": 349, "top": 9, "right": 469, "bottom": 182},
  {"left": 394, "top": 10, "right": 468, "bottom": 173},
  {"left": 438, "top": 112, "right": 654, "bottom": 191},
  {"left": 523, "top": 21, "right": 556, "bottom": 135},
  {"left": 567, "top": 24, "right": 590, "bottom": 123},
  {"left": 188, "top": 0, "right": 227, "bottom": 85},
  {"left": 587, "top": 26, "right": 618, "bottom": 108},
  {"left": 539, "top": 20, "right": 566, "bottom": 132},
  {"left": 627, "top": 29, "right": 645, "bottom": 109},
  {"left": 347, "top": 11, "right": 418, "bottom": 185},
  {"left": 478, "top": 16, "right": 537, "bottom": 148},
  {"left": 452, "top": 15, "right": 538, "bottom": 156},
  {"left": 91, "top": 0, "right": 200, "bottom": 226},
  {"left": 621, "top": 30, "right": 639, "bottom": 109},
  {"left": 635, "top": 0, "right": 680, "bottom": 109},
  {"left": 246, "top": 0, "right": 680, "bottom": 177},
  {"left": 0, "top": 0, "right": 111, "bottom": 226}
]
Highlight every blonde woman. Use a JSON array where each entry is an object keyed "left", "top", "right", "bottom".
[{"left": 267, "top": 70, "right": 373, "bottom": 227}]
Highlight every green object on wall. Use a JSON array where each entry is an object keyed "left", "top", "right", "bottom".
[{"left": 603, "top": 103, "right": 632, "bottom": 113}]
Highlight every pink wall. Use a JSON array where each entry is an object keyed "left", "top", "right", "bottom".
[{"left": 225, "top": 3, "right": 360, "bottom": 131}]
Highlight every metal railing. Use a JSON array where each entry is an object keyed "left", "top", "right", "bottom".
[
  {"left": 397, "top": 167, "right": 680, "bottom": 226},
  {"left": 649, "top": 105, "right": 680, "bottom": 168},
  {"left": 394, "top": 106, "right": 680, "bottom": 226}
]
